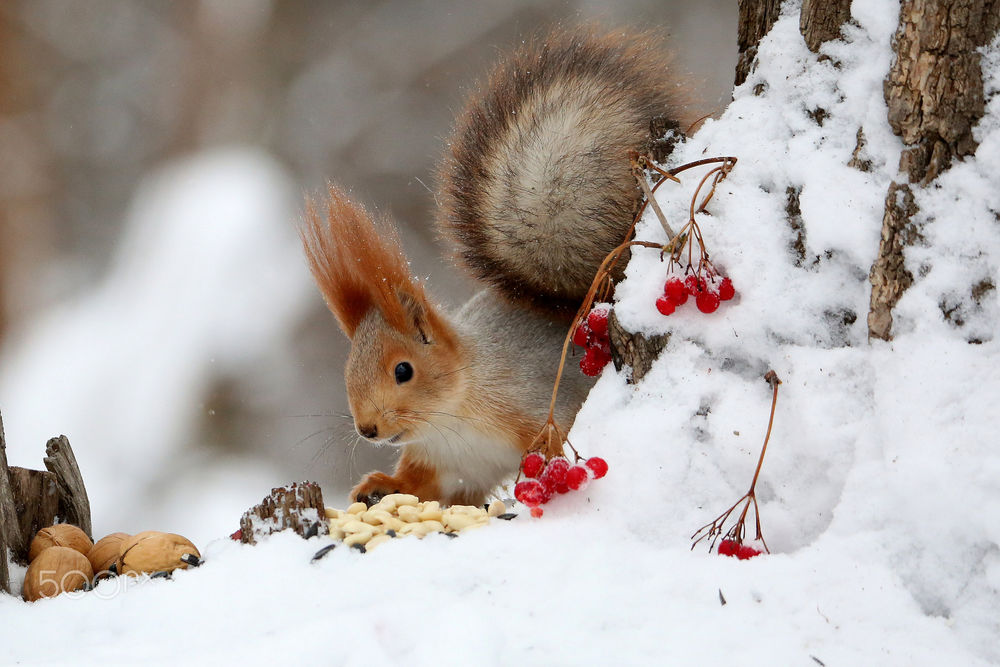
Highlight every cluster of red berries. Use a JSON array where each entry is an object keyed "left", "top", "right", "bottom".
[
  {"left": 655, "top": 272, "right": 735, "bottom": 316},
  {"left": 717, "top": 538, "right": 762, "bottom": 560},
  {"left": 514, "top": 453, "right": 609, "bottom": 517},
  {"left": 573, "top": 305, "right": 612, "bottom": 377}
]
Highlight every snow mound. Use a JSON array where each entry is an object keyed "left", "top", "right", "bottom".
[{"left": 3, "top": 4, "right": 999, "bottom": 664}]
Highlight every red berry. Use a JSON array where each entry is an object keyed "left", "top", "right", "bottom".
[
  {"left": 580, "top": 347, "right": 610, "bottom": 377},
  {"left": 718, "top": 538, "right": 763, "bottom": 559},
  {"left": 539, "top": 457, "right": 571, "bottom": 493},
  {"left": 584, "top": 456, "right": 608, "bottom": 479},
  {"left": 664, "top": 278, "right": 688, "bottom": 305},
  {"left": 521, "top": 452, "right": 545, "bottom": 478},
  {"left": 565, "top": 464, "right": 590, "bottom": 491},
  {"left": 514, "top": 479, "right": 547, "bottom": 507},
  {"left": 718, "top": 277, "right": 735, "bottom": 301},
  {"left": 572, "top": 322, "right": 590, "bottom": 347},
  {"left": 655, "top": 296, "right": 676, "bottom": 316},
  {"left": 587, "top": 307, "right": 610, "bottom": 336},
  {"left": 718, "top": 538, "right": 739, "bottom": 557},
  {"left": 530, "top": 506, "right": 544, "bottom": 518},
  {"left": 230, "top": 529, "right": 243, "bottom": 542},
  {"left": 580, "top": 356, "right": 601, "bottom": 377},
  {"left": 684, "top": 274, "right": 704, "bottom": 295},
  {"left": 696, "top": 290, "right": 721, "bottom": 313},
  {"left": 542, "top": 457, "right": 570, "bottom": 480}
]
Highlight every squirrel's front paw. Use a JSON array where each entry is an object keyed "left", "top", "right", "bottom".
[{"left": 351, "top": 472, "right": 402, "bottom": 507}]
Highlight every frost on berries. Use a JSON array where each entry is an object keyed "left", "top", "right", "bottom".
[
  {"left": 643, "top": 157, "right": 738, "bottom": 319},
  {"left": 584, "top": 457, "right": 608, "bottom": 479},
  {"left": 515, "top": 450, "right": 608, "bottom": 517},
  {"left": 521, "top": 452, "right": 546, "bottom": 478},
  {"left": 574, "top": 304, "right": 612, "bottom": 376},
  {"left": 656, "top": 266, "right": 734, "bottom": 317}
]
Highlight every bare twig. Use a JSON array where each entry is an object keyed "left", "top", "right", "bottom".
[
  {"left": 526, "top": 155, "right": 740, "bottom": 462},
  {"left": 691, "top": 371, "right": 782, "bottom": 552}
]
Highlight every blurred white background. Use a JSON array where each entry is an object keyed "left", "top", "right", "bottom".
[{"left": 0, "top": 0, "right": 736, "bottom": 544}]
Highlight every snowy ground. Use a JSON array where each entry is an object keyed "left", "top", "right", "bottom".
[{"left": 3, "top": 1, "right": 999, "bottom": 664}]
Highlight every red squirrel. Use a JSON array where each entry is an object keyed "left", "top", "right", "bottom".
[{"left": 300, "top": 27, "right": 694, "bottom": 506}]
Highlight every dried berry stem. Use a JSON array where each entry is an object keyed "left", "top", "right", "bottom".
[
  {"left": 531, "top": 155, "right": 739, "bottom": 460},
  {"left": 691, "top": 371, "right": 782, "bottom": 553},
  {"left": 633, "top": 162, "right": 677, "bottom": 240},
  {"left": 545, "top": 239, "right": 663, "bottom": 421}
]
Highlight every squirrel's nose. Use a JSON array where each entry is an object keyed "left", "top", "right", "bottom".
[{"left": 357, "top": 423, "right": 378, "bottom": 440}]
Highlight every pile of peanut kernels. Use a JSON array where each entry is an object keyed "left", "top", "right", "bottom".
[{"left": 323, "top": 494, "right": 509, "bottom": 551}]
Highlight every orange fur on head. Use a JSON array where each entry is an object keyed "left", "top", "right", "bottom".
[{"left": 301, "top": 184, "right": 432, "bottom": 339}]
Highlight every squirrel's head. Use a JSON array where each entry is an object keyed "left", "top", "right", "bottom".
[{"left": 301, "top": 184, "right": 466, "bottom": 446}]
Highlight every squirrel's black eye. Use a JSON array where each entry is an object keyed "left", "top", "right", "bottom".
[{"left": 394, "top": 361, "right": 413, "bottom": 384}]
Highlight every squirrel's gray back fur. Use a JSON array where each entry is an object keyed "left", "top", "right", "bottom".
[
  {"left": 437, "top": 26, "right": 693, "bottom": 315},
  {"left": 454, "top": 290, "right": 594, "bottom": 428}
]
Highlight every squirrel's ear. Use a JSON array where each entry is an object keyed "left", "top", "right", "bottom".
[
  {"left": 301, "top": 184, "right": 459, "bottom": 348},
  {"left": 398, "top": 291, "right": 432, "bottom": 344},
  {"left": 301, "top": 185, "right": 414, "bottom": 339}
]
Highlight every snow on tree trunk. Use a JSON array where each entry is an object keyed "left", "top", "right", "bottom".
[
  {"left": 799, "top": 0, "right": 853, "bottom": 52},
  {"left": 869, "top": 0, "right": 999, "bottom": 340},
  {"left": 735, "top": 0, "right": 782, "bottom": 87}
]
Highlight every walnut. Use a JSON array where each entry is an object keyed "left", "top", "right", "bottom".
[
  {"left": 28, "top": 524, "right": 93, "bottom": 562},
  {"left": 22, "top": 546, "right": 94, "bottom": 602},
  {"left": 117, "top": 531, "right": 201, "bottom": 576},
  {"left": 87, "top": 532, "right": 130, "bottom": 575}
]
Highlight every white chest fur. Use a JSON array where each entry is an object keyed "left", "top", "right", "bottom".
[{"left": 414, "top": 416, "right": 521, "bottom": 499}]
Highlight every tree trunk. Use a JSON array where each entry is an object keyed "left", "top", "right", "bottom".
[
  {"left": 868, "top": 183, "right": 921, "bottom": 341},
  {"left": 735, "top": 0, "right": 782, "bottom": 87},
  {"left": 800, "top": 0, "right": 853, "bottom": 52},
  {"left": 868, "top": 0, "right": 999, "bottom": 340},
  {"left": 608, "top": 310, "right": 670, "bottom": 383}
]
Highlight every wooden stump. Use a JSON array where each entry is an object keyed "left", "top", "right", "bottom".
[
  {"left": 239, "top": 481, "right": 328, "bottom": 545},
  {"left": 0, "top": 411, "right": 93, "bottom": 594},
  {"left": 7, "top": 467, "right": 59, "bottom": 565},
  {"left": 44, "top": 436, "right": 92, "bottom": 540},
  {"left": 0, "top": 412, "right": 13, "bottom": 594}
]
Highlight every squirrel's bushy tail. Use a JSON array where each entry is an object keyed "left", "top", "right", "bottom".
[{"left": 437, "top": 26, "right": 694, "bottom": 315}]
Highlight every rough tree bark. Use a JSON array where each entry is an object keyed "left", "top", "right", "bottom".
[
  {"left": 869, "top": 0, "right": 999, "bottom": 340},
  {"left": 0, "top": 412, "right": 13, "bottom": 594},
  {"left": 7, "top": 467, "right": 59, "bottom": 564},
  {"left": 800, "top": 0, "right": 853, "bottom": 52},
  {"left": 735, "top": 0, "right": 782, "bottom": 87},
  {"left": 43, "top": 435, "right": 92, "bottom": 540},
  {"left": 608, "top": 310, "right": 670, "bottom": 383},
  {"left": 239, "top": 481, "right": 327, "bottom": 545}
]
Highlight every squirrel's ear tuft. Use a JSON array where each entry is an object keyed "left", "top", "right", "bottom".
[{"left": 300, "top": 184, "right": 456, "bottom": 347}]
